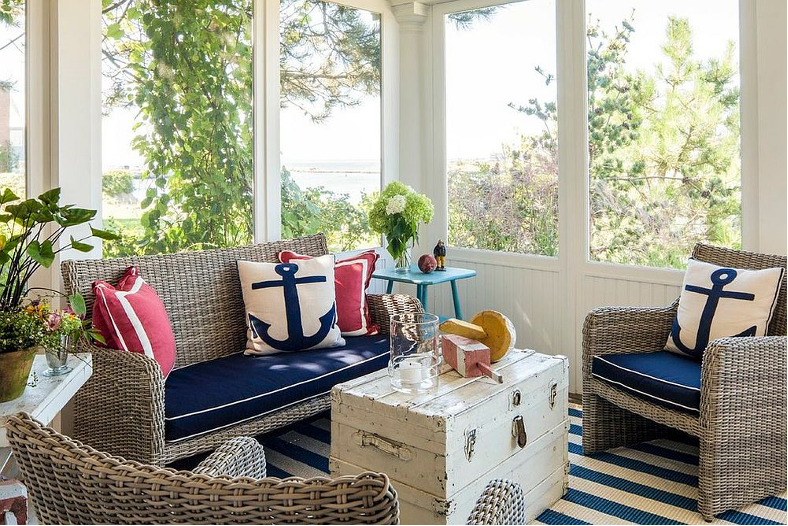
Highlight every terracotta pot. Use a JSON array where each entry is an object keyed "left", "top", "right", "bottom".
[{"left": 0, "top": 347, "right": 39, "bottom": 402}]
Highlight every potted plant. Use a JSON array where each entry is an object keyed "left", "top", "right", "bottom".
[
  {"left": 0, "top": 188, "right": 117, "bottom": 402},
  {"left": 369, "top": 183, "right": 434, "bottom": 273}
]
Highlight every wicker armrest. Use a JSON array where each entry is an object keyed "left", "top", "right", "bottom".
[
  {"left": 582, "top": 303, "right": 677, "bottom": 379},
  {"left": 72, "top": 342, "right": 167, "bottom": 465},
  {"left": 701, "top": 336, "right": 787, "bottom": 428},
  {"left": 467, "top": 479, "right": 525, "bottom": 525},
  {"left": 698, "top": 335, "right": 787, "bottom": 516},
  {"left": 192, "top": 436, "right": 267, "bottom": 478},
  {"left": 367, "top": 293, "right": 424, "bottom": 334}
]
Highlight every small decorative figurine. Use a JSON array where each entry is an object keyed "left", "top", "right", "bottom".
[
  {"left": 418, "top": 254, "right": 437, "bottom": 273},
  {"left": 433, "top": 240, "right": 447, "bottom": 271}
]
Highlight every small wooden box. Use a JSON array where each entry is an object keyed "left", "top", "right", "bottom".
[{"left": 330, "top": 350, "right": 569, "bottom": 525}]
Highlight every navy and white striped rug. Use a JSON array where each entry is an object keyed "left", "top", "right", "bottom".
[{"left": 248, "top": 404, "right": 786, "bottom": 525}]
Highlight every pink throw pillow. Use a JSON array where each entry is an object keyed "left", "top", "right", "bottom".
[
  {"left": 279, "top": 250, "right": 380, "bottom": 336},
  {"left": 92, "top": 267, "right": 177, "bottom": 377}
]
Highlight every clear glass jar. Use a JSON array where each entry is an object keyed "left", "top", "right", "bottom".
[{"left": 389, "top": 313, "right": 440, "bottom": 393}]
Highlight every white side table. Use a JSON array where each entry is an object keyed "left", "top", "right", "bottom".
[{"left": 1, "top": 353, "right": 92, "bottom": 470}]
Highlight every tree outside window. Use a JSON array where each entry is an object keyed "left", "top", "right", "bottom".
[
  {"left": 100, "top": 0, "right": 386, "bottom": 256},
  {"left": 446, "top": 0, "right": 741, "bottom": 269}
]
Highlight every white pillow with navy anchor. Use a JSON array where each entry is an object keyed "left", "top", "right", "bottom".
[
  {"left": 238, "top": 255, "right": 345, "bottom": 355},
  {"left": 665, "top": 259, "right": 784, "bottom": 359}
]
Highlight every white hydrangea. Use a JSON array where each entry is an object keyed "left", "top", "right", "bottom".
[{"left": 385, "top": 194, "right": 407, "bottom": 215}]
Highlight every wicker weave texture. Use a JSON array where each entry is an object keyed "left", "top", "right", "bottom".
[
  {"left": 466, "top": 479, "right": 526, "bottom": 525},
  {"left": 582, "top": 243, "right": 787, "bottom": 520},
  {"left": 9, "top": 413, "right": 525, "bottom": 525},
  {"left": 62, "top": 235, "right": 424, "bottom": 465},
  {"left": 6, "top": 413, "right": 400, "bottom": 525}
]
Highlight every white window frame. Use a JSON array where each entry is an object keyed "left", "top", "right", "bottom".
[
  {"left": 431, "top": 0, "right": 756, "bottom": 282},
  {"left": 254, "top": 0, "right": 399, "bottom": 244}
]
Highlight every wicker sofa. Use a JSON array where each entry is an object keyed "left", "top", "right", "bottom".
[
  {"left": 582, "top": 243, "right": 787, "bottom": 520},
  {"left": 7, "top": 413, "right": 525, "bottom": 525},
  {"left": 61, "top": 234, "right": 422, "bottom": 466}
]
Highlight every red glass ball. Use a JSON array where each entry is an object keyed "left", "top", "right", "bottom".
[{"left": 418, "top": 254, "right": 437, "bottom": 273}]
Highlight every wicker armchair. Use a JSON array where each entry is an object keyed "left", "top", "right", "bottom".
[
  {"left": 7, "top": 413, "right": 524, "bottom": 525},
  {"left": 61, "top": 234, "right": 423, "bottom": 466},
  {"left": 582, "top": 243, "right": 787, "bottom": 520}
]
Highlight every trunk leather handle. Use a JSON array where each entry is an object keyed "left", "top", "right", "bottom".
[
  {"left": 353, "top": 431, "right": 413, "bottom": 461},
  {"left": 512, "top": 415, "right": 527, "bottom": 448}
]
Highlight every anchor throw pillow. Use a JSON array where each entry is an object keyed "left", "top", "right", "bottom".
[
  {"left": 278, "top": 250, "right": 380, "bottom": 337},
  {"left": 238, "top": 255, "right": 345, "bottom": 355},
  {"left": 665, "top": 259, "right": 784, "bottom": 359}
]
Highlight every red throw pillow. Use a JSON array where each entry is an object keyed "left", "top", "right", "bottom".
[
  {"left": 92, "top": 267, "right": 177, "bottom": 377},
  {"left": 279, "top": 250, "right": 380, "bottom": 336}
]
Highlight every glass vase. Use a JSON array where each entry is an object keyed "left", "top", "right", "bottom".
[
  {"left": 43, "top": 336, "right": 72, "bottom": 377},
  {"left": 394, "top": 248, "right": 411, "bottom": 273},
  {"left": 388, "top": 313, "right": 441, "bottom": 394}
]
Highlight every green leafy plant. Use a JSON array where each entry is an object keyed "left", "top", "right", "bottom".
[
  {"left": 0, "top": 187, "right": 118, "bottom": 353},
  {"left": 369, "top": 182, "right": 433, "bottom": 268}
]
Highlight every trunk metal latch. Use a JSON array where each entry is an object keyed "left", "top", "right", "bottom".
[{"left": 464, "top": 428, "right": 477, "bottom": 461}]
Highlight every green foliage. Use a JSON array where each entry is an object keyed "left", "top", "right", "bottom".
[
  {"left": 449, "top": 143, "right": 558, "bottom": 256},
  {"left": 447, "top": 7, "right": 498, "bottom": 30},
  {"left": 102, "top": 169, "right": 134, "bottom": 198},
  {"left": 0, "top": 302, "right": 86, "bottom": 354},
  {"left": 0, "top": 188, "right": 118, "bottom": 352},
  {"left": 0, "top": 0, "right": 23, "bottom": 28},
  {"left": 586, "top": 15, "right": 741, "bottom": 267},
  {"left": 0, "top": 309, "right": 49, "bottom": 353},
  {"left": 280, "top": 167, "right": 374, "bottom": 252},
  {"left": 101, "top": 0, "right": 389, "bottom": 256},
  {"left": 0, "top": 141, "right": 19, "bottom": 173},
  {"left": 102, "top": 0, "right": 255, "bottom": 255},
  {"left": 369, "top": 182, "right": 433, "bottom": 260},
  {"left": 450, "top": 13, "right": 741, "bottom": 268},
  {"left": 280, "top": 0, "right": 381, "bottom": 122}
]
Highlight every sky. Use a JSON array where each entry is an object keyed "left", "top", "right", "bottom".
[{"left": 95, "top": 0, "right": 740, "bottom": 171}]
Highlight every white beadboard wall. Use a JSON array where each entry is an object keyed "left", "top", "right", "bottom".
[{"left": 416, "top": 255, "right": 682, "bottom": 394}]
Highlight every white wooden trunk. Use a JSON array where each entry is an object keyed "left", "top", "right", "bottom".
[{"left": 330, "top": 350, "right": 569, "bottom": 525}]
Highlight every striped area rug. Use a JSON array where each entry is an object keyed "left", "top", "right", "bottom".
[{"left": 232, "top": 405, "right": 788, "bottom": 525}]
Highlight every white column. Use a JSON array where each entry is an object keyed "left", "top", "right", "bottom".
[
  {"left": 392, "top": 1, "right": 433, "bottom": 257},
  {"left": 754, "top": 0, "right": 787, "bottom": 254},
  {"left": 49, "top": 0, "right": 103, "bottom": 261},
  {"left": 392, "top": 2, "right": 427, "bottom": 191},
  {"left": 25, "top": 0, "right": 102, "bottom": 297}
]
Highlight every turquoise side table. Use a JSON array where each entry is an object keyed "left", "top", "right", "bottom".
[{"left": 372, "top": 265, "right": 477, "bottom": 319}]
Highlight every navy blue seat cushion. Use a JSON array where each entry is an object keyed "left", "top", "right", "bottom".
[
  {"left": 592, "top": 351, "right": 701, "bottom": 413},
  {"left": 165, "top": 336, "right": 389, "bottom": 442}
]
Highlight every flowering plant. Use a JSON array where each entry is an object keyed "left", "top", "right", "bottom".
[
  {"left": 0, "top": 301, "right": 90, "bottom": 354},
  {"left": 0, "top": 187, "right": 117, "bottom": 354},
  {"left": 369, "top": 182, "right": 434, "bottom": 270}
]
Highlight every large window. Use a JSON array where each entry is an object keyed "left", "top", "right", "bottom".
[
  {"left": 279, "top": 0, "right": 382, "bottom": 252},
  {"left": 587, "top": 0, "right": 742, "bottom": 268},
  {"left": 445, "top": 1, "right": 558, "bottom": 256},
  {"left": 0, "top": 0, "right": 25, "bottom": 202},
  {"left": 101, "top": 1, "right": 254, "bottom": 257}
]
